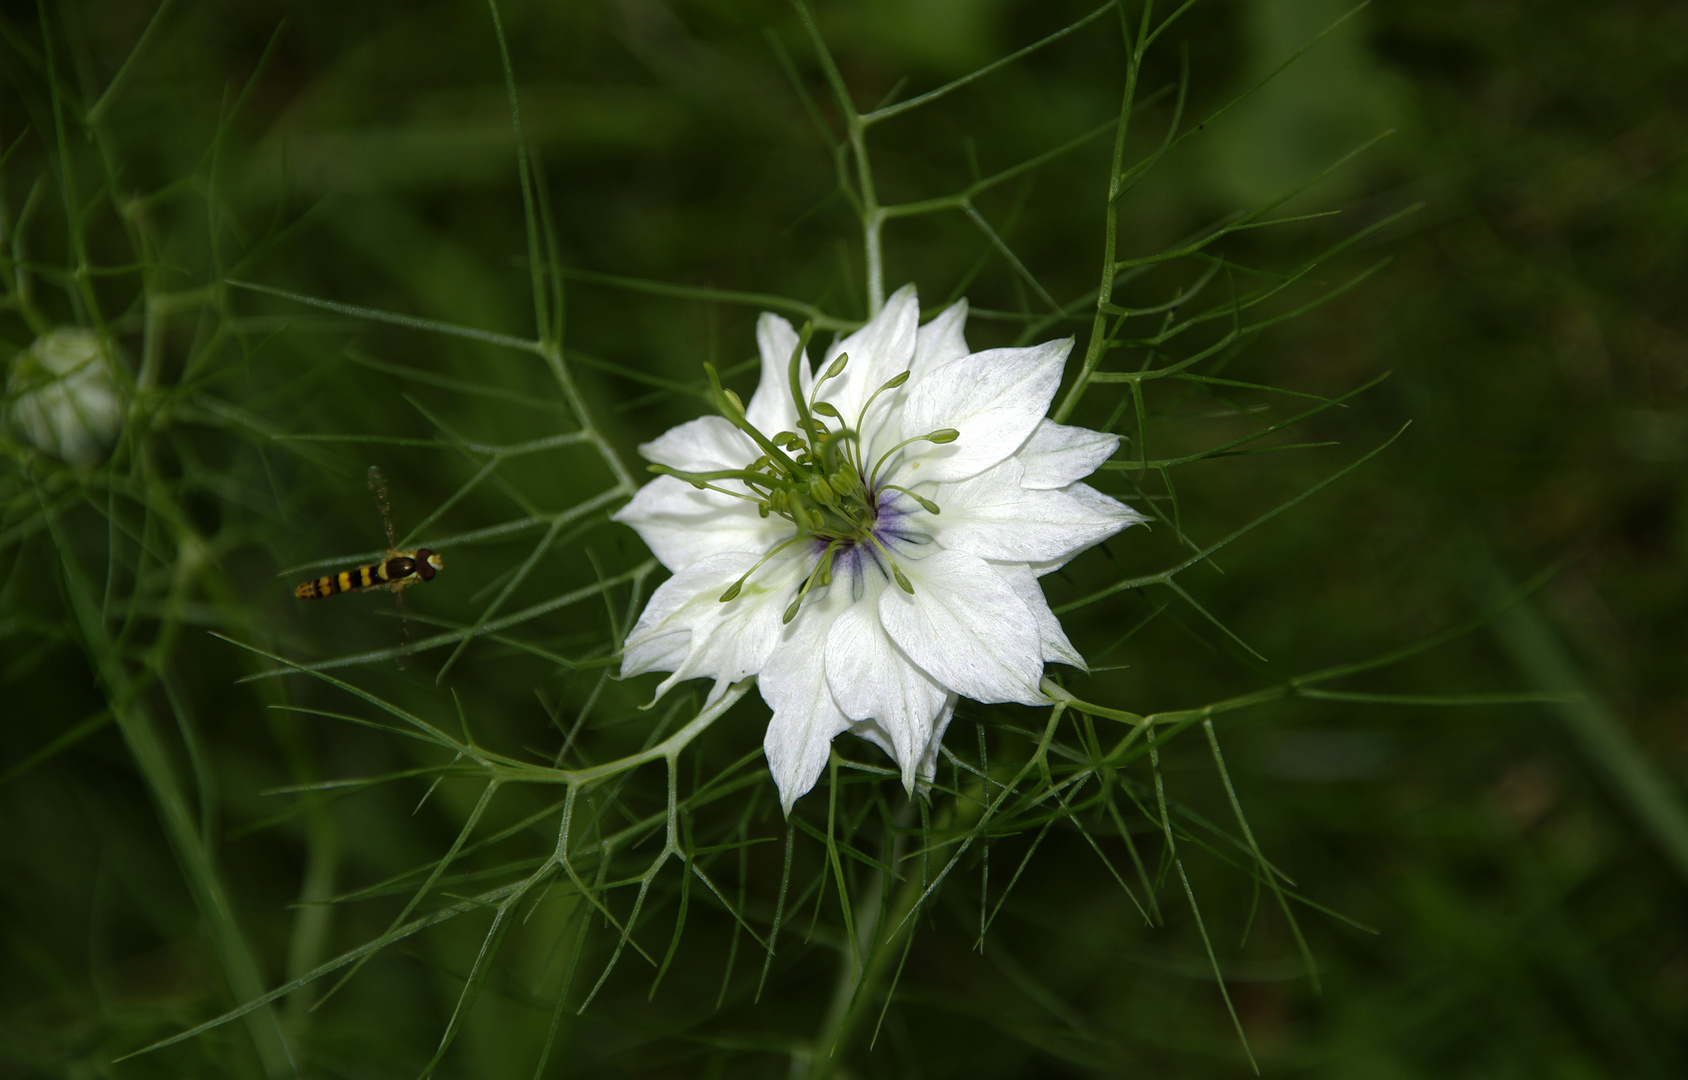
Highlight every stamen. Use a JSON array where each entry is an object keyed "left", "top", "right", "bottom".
[
  {"left": 718, "top": 534, "right": 806, "bottom": 603},
  {"left": 869, "top": 428, "right": 960, "bottom": 488},
  {"left": 818, "top": 352, "right": 849, "bottom": 385},
  {"left": 865, "top": 532, "right": 916, "bottom": 595},
  {"left": 881, "top": 485, "right": 940, "bottom": 515},
  {"left": 786, "top": 321, "right": 820, "bottom": 445},
  {"left": 783, "top": 541, "right": 841, "bottom": 623},
  {"left": 705, "top": 362, "right": 805, "bottom": 480},
  {"left": 856, "top": 369, "right": 910, "bottom": 433},
  {"left": 647, "top": 463, "right": 792, "bottom": 493}
]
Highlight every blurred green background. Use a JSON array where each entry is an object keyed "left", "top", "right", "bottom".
[{"left": 2, "top": 1, "right": 1685, "bottom": 1077}]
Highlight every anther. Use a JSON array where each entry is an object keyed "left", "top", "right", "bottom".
[
  {"left": 883, "top": 485, "right": 940, "bottom": 515},
  {"left": 718, "top": 535, "right": 806, "bottom": 604},
  {"left": 869, "top": 428, "right": 962, "bottom": 487}
]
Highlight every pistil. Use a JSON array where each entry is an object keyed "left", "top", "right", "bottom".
[{"left": 675, "top": 336, "right": 953, "bottom": 616}]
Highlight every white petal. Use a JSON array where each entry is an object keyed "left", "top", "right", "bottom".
[
  {"left": 760, "top": 589, "right": 852, "bottom": 814},
  {"left": 620, "top": 610, "right": 691, "bottom": 680},
  {"left": 914, "top": 695, "right": 957, "bottom": 794},
  {"left": 1016, "top": 418, "right": 1120, "bottom": 489},
  {"left": 1063, "top": 481, "right": 1144, "bottom": 528},
  {"left": 621, "top": 550, "right": 808, "bottom": 704},
  {"left": 825, "top": 598, "right": 948, "bottom": 790},
  {"left": 994, "top": 562, "right": 1085, "bottom": 670},
  {"left": 620, "top": 559, "right": 722, "bottom": 680},
  {"left": 846, "top": 716, "right": 895, "bottom": 763},
  {"left": 1019, "top": 483, "right": 1145, "bottom": 577},
  {"left": 918, "top": 456, "right": 1137, "bottom": 565},
  {"left": 895, "top": 337, "right": 1071, "bottom": 485},
  {"left": 877, "top": 549, "right": 1046, "bottom": 706},
  {"left": 911, "top": 298, "right": 969, "bottom": 381},
  {"left": 816, "top": 284, "right": 919, "bottom": 436},
  {"left": 639, "top": 415, "right": 756, "bottom": 472},
  {"left": 612, "top": 476, "right": 789, "bottom": 573},
  {"left": 746, "top": 313, "right": 813, "bottom": 435}
]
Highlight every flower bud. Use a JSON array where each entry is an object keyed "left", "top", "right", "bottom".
[{"left": 7, "top": 328, "right": 123, "bottom": 464}]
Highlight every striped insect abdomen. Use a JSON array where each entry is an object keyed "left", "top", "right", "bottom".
[{"left": 294, "top": 550, "right": 435, "bottom": 600}]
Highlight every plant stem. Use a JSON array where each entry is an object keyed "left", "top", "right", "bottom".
[
  {"left": 799, "top": 798, "right": 922, "bottom": 1078},
  {"left": 45, "top": 512, "right": 296, "bottom": 1077}
]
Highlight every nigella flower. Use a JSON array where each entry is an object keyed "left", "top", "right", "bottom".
[
  {"left": 614, "top": 286, "right": 1140, "bottom": 811},
  {"left": 7, "top": 328, "right": 123, "bottom": 465}
]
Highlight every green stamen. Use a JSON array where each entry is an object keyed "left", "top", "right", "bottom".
[
  {"left": 787, "top": 321, "right": 820, "bottom": 445},
  {"left": 718, "top": 535, "right": 806, "bottom": 603},
  {"left": 870, "top": 428, "right": 961, "bottom": 488},
  {"left": 864, "top": 532, "right": 916, "bottom": 596},
  {"left": 882, "top": 485, "right": 940, "bottom": 515}
]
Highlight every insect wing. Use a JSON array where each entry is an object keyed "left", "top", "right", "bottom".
[{"left": 367, "top": 465, "right": 399, "bottom": 553}]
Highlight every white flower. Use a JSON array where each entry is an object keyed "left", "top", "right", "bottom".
[
  {"left": 614, "top": 286, "right": 1141, "bottom": 812},
  {"left": 7, "top": 328, "right": 124, "bottom": 464}
]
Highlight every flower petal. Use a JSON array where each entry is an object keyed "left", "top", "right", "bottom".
[
  {"left": 916, "top": 456, "right": 1136, "bottom": 565},
  {"left": 817, "top": 284, "right": 920, "bottom": 436},
  {"left": 639, "top": 415, "right": 756, "bottom": 472},
  {"left": 825, "top": 597, "right": 948, "bottom": 790},
  {"left": 895, "top": 337, "right": 1071, "bottom": 484},
  {"left": 760, "top": 589, "right": 852, "bottom": 814},
  {"left": 1016, "top": 418, "right": 1120, "bottom": 489},
  {"left": 746, "top": 313, "right": 813, "bottom": 435},
  {"left": 612, "top": 476, "right": 789, "bottom": 573},
  {"left": 993, "top": 562, "right": 1085, "bottom": 669},
  {"left": 621, "top": 550, "right": 808, "bottom": 704},
  {"left": 911, "top": 298, "right": 969, "bottom": 381},
  {"left": 913, "top": 695, "right": 957, "bottom": 794},
  {"left": 877, "top": 549, "right": 1045, "bottom": 706},
  {"left": 1062, "top": 480, "right": 1143, "bottom": 528}
]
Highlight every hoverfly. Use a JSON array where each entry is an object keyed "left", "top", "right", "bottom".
[{"left": 294, "top": 466, "right": 443, "bottom": 600}]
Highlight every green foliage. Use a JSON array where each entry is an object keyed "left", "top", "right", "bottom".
[{"left": 2, "top": 1, "right": 1684, "bottom": 1078}]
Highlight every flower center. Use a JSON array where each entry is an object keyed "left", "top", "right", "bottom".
[{"left": 649, "top": 323, "right": 957, "bottom": 622}]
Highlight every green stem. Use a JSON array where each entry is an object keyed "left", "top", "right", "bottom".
[
  {"left": 1054, "top": 2, "right": 1148, "bottom": 423},
  {"left": 790, "top": 0, "right": 883, "bottom": 315},
  {"left": 43, "top": 508, "right": 295, "bottom": 1077},
  {"left": 800, "top": 799, "right": 921, "bottom": 1078}
]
